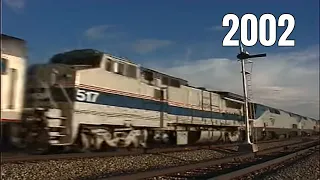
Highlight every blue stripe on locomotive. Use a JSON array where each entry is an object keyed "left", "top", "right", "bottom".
[{"left": 77, "top": 88, "right": 243, "bottom": 121}]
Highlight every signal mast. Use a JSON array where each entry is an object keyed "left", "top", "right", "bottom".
[{"left": 237, "top": 43, "right": 266, "bottom": 151}]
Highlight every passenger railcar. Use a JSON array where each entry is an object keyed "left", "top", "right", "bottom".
[
  {"left": 251, "top": 104, "right": 319, "bottom": 141},
  {"left": 0, "top": 34, "right": 27, "bottom": 148},
  {"left": 20, "top": 49, "right": 319, "bottom": 152}
]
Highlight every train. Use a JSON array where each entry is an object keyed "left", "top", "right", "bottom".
[{"left": 1, "top": 34, "right": 319, "bottom": 153}]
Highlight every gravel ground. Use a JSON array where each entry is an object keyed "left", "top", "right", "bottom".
[
  {"left": 1, "top": 149, "right": 227, "bottom": 180},
  {"left": 257, "top": 139, "right": 302, "bottom": 150},
  {"left": 260, "top": 151, "right": 320, "bottom": 180},
  {"left": 0, "top": 139, "right": 313, "bottom": 180}
]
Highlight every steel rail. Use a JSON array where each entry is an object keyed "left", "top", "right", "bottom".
[
  {"left": 0, "top": 143, "right": 243, "bottom": 164},
  {"left": 211, "top": 145, "right": 320, "bottom": 180},
  {"left": 1, "top": 137, "right": 317, "bottom": 164},
  {"left": 104, "top": 152, "right": 255, "bottom": 180},
  {"left": 103, "top": 139, "right": 319, "bottom": 180}
]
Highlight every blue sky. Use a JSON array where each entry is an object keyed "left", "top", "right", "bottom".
[
  {"left": 3, "top": 0, "right": 320, "bottom": 118},
  {"left": 3, "top": 0, "right": 319, "bottom": 65}
]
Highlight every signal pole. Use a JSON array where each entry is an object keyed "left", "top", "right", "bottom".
[
  {"left": 237, "top": 44, "right": 266, "bottom": 146},
  {"left": 240, "top": 58, "right": 252, "bottom": 144}
]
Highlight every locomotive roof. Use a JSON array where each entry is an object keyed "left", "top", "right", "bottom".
[{"left": 213, "top": 90, "right": 317, "bottom": 120}]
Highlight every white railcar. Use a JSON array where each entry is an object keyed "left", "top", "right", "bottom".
[
  {"left": 0, "top": 34, "right": 27, "bottom": 148},
  {"left": 251, "top": 104, "right": 319, "bottom": 140}
]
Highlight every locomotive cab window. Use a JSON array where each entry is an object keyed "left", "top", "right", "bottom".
[{"left": 1, "top": 58, "right": 8, "bottom": 74}]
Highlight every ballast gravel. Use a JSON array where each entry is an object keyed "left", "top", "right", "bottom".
[
  {"left": 1, "top": 139, "right": 314, "bottom": 180},
  {"left": 260, "top": 151, "right": 320, "bottom": 180},
  {"left": 1, "top": 149, "right": 226, "bottom": 180}
]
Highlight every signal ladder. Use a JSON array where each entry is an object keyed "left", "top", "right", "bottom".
[
  {"left": 243, "top": 59, "right": 258, "bottom": 142},
  {"left": 244, "top": 60, "right": 254, "bottom": 102}
]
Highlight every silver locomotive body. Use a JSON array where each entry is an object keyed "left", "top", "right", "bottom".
[
  {"left": 21, "top": 49, "right": 319, "bottom": 152},
  {"left": 22, "top": 49, "right": 247, "bottom": 152}
]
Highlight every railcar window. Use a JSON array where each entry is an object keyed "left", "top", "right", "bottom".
[
  {"left": 170, "top": 79, "right": 180, "bottom": 88},
  {"left": 116, "top": 63, "right": 125, "bottom": 75},
  {"left": 126, "top": 64, "right": 137, "bottom": 78},
  {"left": 162, "top": 76, "right": 169, "bottom": 85},
  {"left": 143, "top": 70, "right": 154, "bottom": 81},
  {"left": 105, "top": 59, "right": 113, "bottom": 72},
  {"left": 8, "top": 68, "right": 17, "bottom": 109},
  {"left": 1, "top": 58, "right": 8, "bottom": 74}
]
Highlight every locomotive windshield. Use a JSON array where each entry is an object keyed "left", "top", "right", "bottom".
[{"left": 49, "top": 49, "right": 103, "bottom": 68}]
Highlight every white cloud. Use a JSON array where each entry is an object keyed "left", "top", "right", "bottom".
[
  {"left": 4, "top": 0, "right": 25, "bottom": 11},
  {"left": 132, "top": 39, "right": 173, "bottom": 54},
  {"left": 84, "top": 25, "right": 119, "bottom": 40},
  {"left": 206, "top": 25, "right": 225, "bottom": 31},
  {"left": 150, "top": 45, "right": 319, "bottom": 119}
]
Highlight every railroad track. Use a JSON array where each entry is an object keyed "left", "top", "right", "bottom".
[
  {"left": 0, "top": 142, "right": 239, "bottom": 164},
  {"left": 1, "top": 136, "right": 312, "bottom": 164},
  {"left": 213, "top": 145, "right": 319, "bottom": 180},
  {"left": 103, "top": 139, "right": 319, "bottom": 180}
]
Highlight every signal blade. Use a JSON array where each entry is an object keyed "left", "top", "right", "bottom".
[{"left": 248, "top": 53, "right": 266, "bottom": 58}]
